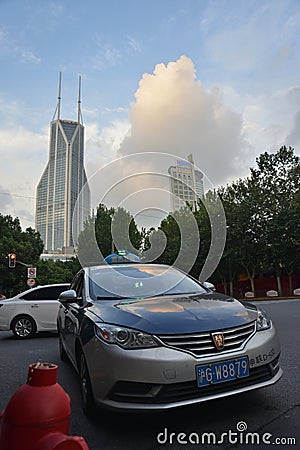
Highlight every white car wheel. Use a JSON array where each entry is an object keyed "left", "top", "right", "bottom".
[{"left": 11, "top": 315, "right": 36, "bottom": 339}]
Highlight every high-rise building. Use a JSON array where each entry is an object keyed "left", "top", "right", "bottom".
[
  {"left": 36, "top": 73, "right": 91, "bottom": 255},
  {"left": 168, "top": 154, "right": 204, "bottom": 211}
]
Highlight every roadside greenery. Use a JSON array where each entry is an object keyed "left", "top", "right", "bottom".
[
  {"left": 0, "top": 215, "right": 44, "bottom": 295},
  {"left": 1, "top": 146, "right": 299, "bottom": 297},
  {"left": 216, "top": 146, "right": 300, "bottom": 295}
]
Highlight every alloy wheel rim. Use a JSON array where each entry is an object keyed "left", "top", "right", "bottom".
[
  {"left": 80, "top": 355, "right": 88, "bottom": 406},
  {"left": 59, "top": 337, "right": 64, "bottom": 355},
  {"left": 15, "top": 319, "right": 32, "bottom": 337}
]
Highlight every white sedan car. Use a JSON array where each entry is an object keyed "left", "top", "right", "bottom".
[{"left": 0, "top": 284, "right": 69, "bottom": 339}]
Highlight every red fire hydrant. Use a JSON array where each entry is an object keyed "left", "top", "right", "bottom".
[{"left": 0, "top": 362, "right": 90, "bottom": 450}]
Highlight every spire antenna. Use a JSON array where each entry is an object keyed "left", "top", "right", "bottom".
[
  {"left": 78, "top": 75, "right": 82, "bottom": 124},
  {"left": 57, "top": 71, "right": 62, "bottom": 120},
  {"left": 51, "top": 71, "right": 62, "bottom": 121}
]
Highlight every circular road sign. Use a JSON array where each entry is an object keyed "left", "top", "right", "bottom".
[{"left": 27, "top": 278, "right": 36, "bottom": 287}]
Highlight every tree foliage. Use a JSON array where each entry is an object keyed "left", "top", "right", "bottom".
[
  {"left": 36, "top": 259, "right": 81, "bottom": 285},
  {"left": 146, "top": 146, "right": 300, "bottom": 296},
  {"left": 77, "top": 204, "right": 142, "bottom": 264},
  {"left": 216, "top": 146, "right": 300, "bottom": 294},
  {"left": 0, "top": 214, "right": 44, "bottom": 295}
]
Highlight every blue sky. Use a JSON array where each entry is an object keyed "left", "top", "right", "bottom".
[{"left": 1, "top": 0, "right": 300, "bottom": 228}]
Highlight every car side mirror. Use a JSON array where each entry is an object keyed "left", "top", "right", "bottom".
[
  {"left": 203, "top": 281, "right": 216, "bottom": 291},
  {"left": 59, "top": 290, "right": 78, "bottom": 304}
]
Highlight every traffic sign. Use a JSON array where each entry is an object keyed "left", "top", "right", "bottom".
[
  {"left": 27, "top": 278, "right": 36, "bottom": 287},
  {"left": 27, "top": 268, "right": 37, "bottom": 278}
]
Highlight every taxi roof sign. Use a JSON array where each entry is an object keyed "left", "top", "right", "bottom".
[{"left": 104, "top": 251, "right": 141, "bottom": 265}]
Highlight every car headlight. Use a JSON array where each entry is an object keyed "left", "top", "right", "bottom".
[
  {"left": 256, "top": 309, "right": 272, "bottom": 331},
  {"left": 94, "top": 324, "right": 160, "bottom": 349}
]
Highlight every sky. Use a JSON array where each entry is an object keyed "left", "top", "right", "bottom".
[{"left": 1, "top": 0, "right": 300, "bottom": 230}]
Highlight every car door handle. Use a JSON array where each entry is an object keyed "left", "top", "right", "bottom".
[{"left": 31, "top": 304, "right": 39, "bottom": 308}]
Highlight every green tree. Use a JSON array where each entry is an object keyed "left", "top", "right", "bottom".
[
  {"left": 191, "top": 201, "right": 211, "bottom": 280},
  {"left": 219, "top": 176, "right": 267, "bottom": 295},
  {"left": 250, "top": 146, "right": 300, "bottom": 294},
  {"left": 77, "top": 204, "right": 142, "bottom": 264},
  {"left": 217, "top": 146, "right": 300, "bottom": 296},
  {"left": 111, "top": 207, "right": 142, "bottom": 254},
  {"left": 36, "top": 258, "right": 81, "bottom": 285},
  {"left": 153, "top": 206, "right": 200, "bottom": 275},
  {"left": 0, "top": 214, "right": 44, "bottom": 295}
]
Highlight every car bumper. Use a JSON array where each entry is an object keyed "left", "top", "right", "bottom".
[
  {"left": 0, "top": 317, "right": 10, "bottom": 331},
  {"left": 84, "top": 325, "right": 282, "bottom": 411}
]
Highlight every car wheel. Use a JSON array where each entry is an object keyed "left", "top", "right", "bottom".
[
  {"left": 11, "top": 315, "right": 37, "bottom": 339},
  {"left": 79, "top": 351, "right": 95, "bottom": 417},
  {"left": 59, "top": 334, "right": 69, "bottom": 362}
]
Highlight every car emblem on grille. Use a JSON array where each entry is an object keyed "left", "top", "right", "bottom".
[{"left": 212, "top": 332, "right": 224, "bottom": 351}]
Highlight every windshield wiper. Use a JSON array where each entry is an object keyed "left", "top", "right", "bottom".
[
  {"left": 96, "top": 296, "right": 131, "bottom": 300},
  {"left": 148, "top": 291, "right": 199, "bottom": 298}
]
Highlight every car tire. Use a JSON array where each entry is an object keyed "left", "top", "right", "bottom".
[
  {"left": 59, "top": 334, "right": 69, "bottom": 362},
  {"left": 11, "top": 315, "right": 37, "bottom": 339},
  {"left": 79, "top": 351, "right": 95, "bottom": 417}
]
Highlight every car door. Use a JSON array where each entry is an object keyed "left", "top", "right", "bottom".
[
  {"left": 61, "top": 272, "right": 85, "bottom": 365},
  {"left": 21, "top": 286, "right": 67, "bottom": 330}
]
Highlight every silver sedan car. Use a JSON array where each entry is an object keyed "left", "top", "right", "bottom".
[{"left": 57, "top": 260, "right": 282, "bottom": 415}]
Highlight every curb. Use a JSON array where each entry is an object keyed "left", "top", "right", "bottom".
[{"left": 241, "top": 296, "right": 300, "bottom": 301}]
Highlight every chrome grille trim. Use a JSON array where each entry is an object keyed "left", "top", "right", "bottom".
[{"left": 158, "top": 322, "right": 256, "bottom": 357}]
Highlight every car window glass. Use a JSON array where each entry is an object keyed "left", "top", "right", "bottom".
[
  {"left": 22, "top": 291, "right": 37, "bottom": 301},
  {"left": 70, "top": 273, "right": 81, "bottom": 292},
  {"left": 89, "top": 265, "right": 206, "bottom": 300},
  {"left": 22, "top": 286, "right": 68, "bottom": 301},
  {"left": 75, "top": 276, "right": 84, "bottom": 298}
]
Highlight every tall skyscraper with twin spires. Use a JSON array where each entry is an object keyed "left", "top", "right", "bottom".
[{"left": 36, "top": 73, "right": 91, "bottom": 255}]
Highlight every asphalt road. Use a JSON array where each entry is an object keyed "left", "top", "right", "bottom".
[{"left": 0, "top": 298, "right": 299, "bottom": 450}]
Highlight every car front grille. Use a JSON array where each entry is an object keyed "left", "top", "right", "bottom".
[
  {"left": 157, "top": 321, "right": 256, "bottom": 357},
  {"left": 108, "top": 357, "right": 280, "bottom": 405}
]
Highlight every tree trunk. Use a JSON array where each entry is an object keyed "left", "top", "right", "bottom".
[
  {"left": 229, "top": 280, "right": 233, "bottom": 297},
  {"left": 249, "top": 276, "right": 255, "bottom": 296},
  {"left": 241, "top": 264, "right": 256, "bottom": 296},
  {"left": 276, "top": 272, "right": 282, "bottom": 296},
  {"left": 288, "top": 272, "right": 293, "bottom": 295},
  {"left": 222, "top": 280, "right": 228, "bottom": 295}
]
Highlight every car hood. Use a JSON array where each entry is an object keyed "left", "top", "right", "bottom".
[{"left": 89, "top": 293, "right": 257, "bottom": 334}]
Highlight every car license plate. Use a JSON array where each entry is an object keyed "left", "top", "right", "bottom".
[{"left": 196, "top": 356, "right": 249, "bottom": 387}]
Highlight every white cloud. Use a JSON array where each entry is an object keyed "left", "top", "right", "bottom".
[
  {"left": 85, "top": 119, "right": 130, "bottom": 179},
  {"left": 205, "top": 2, "right": 300, "bottom": 76},
  {"left": 0, "top": 26, "right": 40, "bottom": 64},
  {"left": 81, "top": 55, "right": 249, "bottom": 228},
  {"left": 287, "top": 109, "right": 300, "bottom": 147},
  {"left": 216, "top": 83, "right": 300, "bottom": 174},
  {"left": 104, "top": 107, "right": 128, "bottom": 114},
  {"left": 0, "top": 187, "right": 13, "bottom": 210},
  {"left": 49, "top": 1, "right": 64, "bottom": 17},
  {"left": 127, "top": 36, "right": 141, "bottom": 53},
  {"left": 117, "top": 55, "right": 246, "bottom": 186},
  {"left": 0, "top": 126, "right": 48, "bottom": 227},
  {"left": 17, "top": 47, "right": 41, "bottom": 64},
  {"left": 92, "top": 37, "right": 122, "bottom": 70}
]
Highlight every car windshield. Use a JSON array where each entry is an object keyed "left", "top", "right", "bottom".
[{"left": 88, "top": 265, "right": 207, "bottom": 300}]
